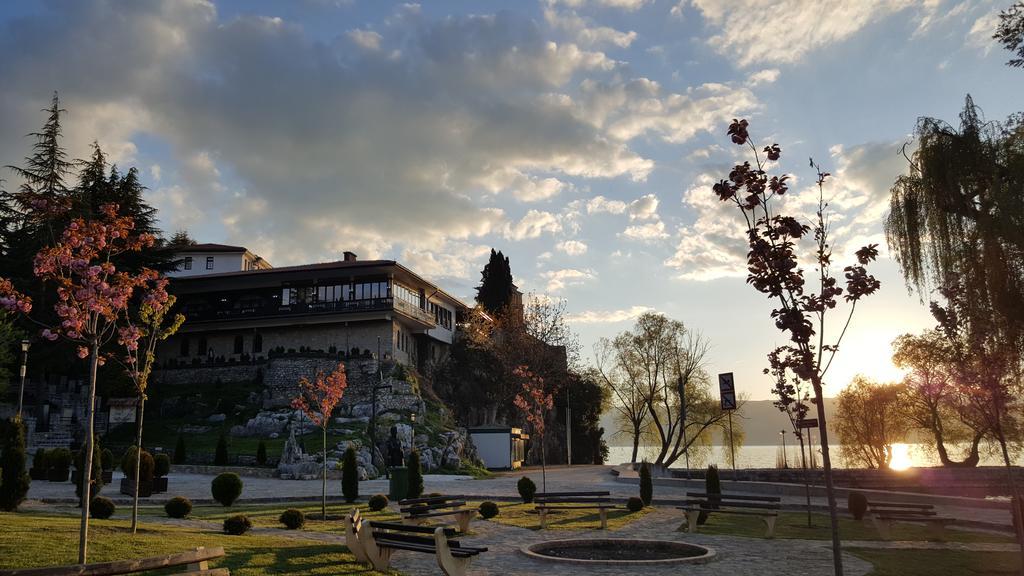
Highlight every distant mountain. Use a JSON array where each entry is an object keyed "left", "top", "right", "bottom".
[{"left": 601, "top": 398, "right": 839, "bottom": 447}]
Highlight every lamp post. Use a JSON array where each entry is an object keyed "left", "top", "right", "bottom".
[
  {"left": 780, "top": 430, "right": 788, "bottom": 469},
  {"left": 17, "top": 339, "right": 30, "bottom": 419}
]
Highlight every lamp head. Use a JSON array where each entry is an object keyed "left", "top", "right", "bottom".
[{"left": 21, "top": 339, "right": 30, "bottom": 353}]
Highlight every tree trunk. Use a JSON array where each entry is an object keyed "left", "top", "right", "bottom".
[
  {"left": 812, "top": 377, "right": 844, "bottom": 576},
  {"left": 131, "top": 395, "right": 145, "bottom": 534},
  {"left": 322, "top": 426, "right": 328, "bottom": 521},
  {"left": 541, "top": 432, "right": 547, "bottom": 494},
  {"left": 78, "top": 340, "right": 99, "bottom": 564},
  {"left": 630, "top": 424, "right": 640, "bottom": 464}
]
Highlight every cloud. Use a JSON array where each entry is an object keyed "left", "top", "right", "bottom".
[
  {"left": 691, "top": 0, "right": 922, "bottom": 66},
  {"left": 566, "top": 305, "right": 653, "bottom": 323},
  {"left": 586, "top": 195, "right": 628, "bottom": 214},
  {"left": 556, "top": 239, "right": 588, "bottom": 255},
  {"left": 966, "top": 10, "right": 1000, "bottom": 55},
  {"left": 504, "top": 210, "right": 563, "bottom": 240},
  {"left": 347, "top": 28, "right": 382, "bottom": 50},
  {"left": 749, "top": 68, "right": 780, "bottom": 85},
  {"left": 621, "top": 219, "right": 669, "bottom": 242},
  {"left": 541, "top": 267, "right": 595, "bottom": 292},
  {"left": 627, "top": 193, "right": 659, "bottom": 220},
  {"left": 544, "top": 8, "right": 637, "bottom": 48},
  {"left": 400, "top": 242, "right": 492, "bottom": 281},
  {"left": 547, "top": 0, "right": 652, "bottom": 10}
]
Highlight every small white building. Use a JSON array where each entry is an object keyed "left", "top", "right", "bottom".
[
  {"left": 166, "top": 243, "right": 272, "bottom": 278},
  {"left": 468, "top": 426, "right": 528, "bottom": 470}
]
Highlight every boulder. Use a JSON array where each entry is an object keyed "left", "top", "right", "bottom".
[{"left": 207, "top": 413, "right": 226, "bottom": 423}]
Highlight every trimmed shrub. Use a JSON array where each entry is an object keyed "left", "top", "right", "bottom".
[
  {"left": 256, "top": 440, "right": 267, "bottom": 466},
  {"left": 153, "top": 453, "right": 171, "bottom": 478},
  {"left": 173, "top": 436, "right": 186, "bottom": 465},
  {"left": 47, "top": 447, "right": 72, "bottom": 481},
  {"left": 164, "top": 496, "right": 193, "bottom": 519},
  {"left": 342, "top": 446, "right": 359, "bottom": 503},
  {"left": 478, "top": 501, "right": 499, "bottom": 519},
  {"left": 214, "top": 434, "right": 229, "bottom": 466},
  {"left": 639, "top": 460, "right": 653, "bottom": 506},
  {"left": 407, "top": 449, "right": 424, "bottom": 499},
  {"left": 90, "top": 496, "right": 116, "bottom": 519},
  {"left": 279, "top": 508, "right": 305, "bottom": 529},
  {"left": 122, "top": 447, "right": 155, "bottom": 483},
  {"left": 211, "top": 472, "right": 244, "bottom": 506},
  {"left": 100, "top": 448, "right": 114, "bottom": 471},
  {"left": 517, "top": 476, "right": 536, "bottom": 504},
  {"left": 223, "top": 514, "right": 252, "bottom": 535},
  {"left": 74, "top": 439, "right": 104, "bottom": 503},
  {"left": 848, "top": 491, "right": 868, "bottom": 521},
  {"left": 0, "top": 418, "right": 31, "bottom": 511},
  {"left": 368, "top": 494, "right": 389, "bottom": 512},
  {"left": 626, "top": 496, "right": 644, "bottom": 513},
  {"left": 697, "top": 465, "right": 721, "bottom": 526},
  {"left": 29, "top": 448, "right": 48, "bottom": 481}
]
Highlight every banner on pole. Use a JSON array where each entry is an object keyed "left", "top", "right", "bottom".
[{"left": 718, "top": 372, "right": 737, "bottom": 411}]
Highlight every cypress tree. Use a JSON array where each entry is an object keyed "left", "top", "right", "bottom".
[
  {"left": 0, "top": 418, "right": 31, "bottom": 511},
  {"left": 639, "top": 460, "right": 653, "bottom": 506},
  {"left": 173, "top": 435, "right": 187, "bottom": 465},
  {"left": 214, "top": 434, "right": 229, "bottom": 466},
  {"left": 74, "top": 437, "right": 104, "bottom": 505},
  {"left": 475, "top": 249, "right": 515, "bottom": 314},
  {"left": 256, "top": 440, "right": 267, "bottom": 466},
  {"left": 407, "top": 449, "right": 424, "bottom": 499},
  {"left": 342, "top": 446, "right": 359, "bottom": 503},
  {"left": 698, "top": 465, "right": 721, "bottom": 525}
]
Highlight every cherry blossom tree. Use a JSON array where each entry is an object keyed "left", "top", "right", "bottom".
[
  {"left": 713, "top": 119, "right": 881, "bottom": 576},
  {"left": 292, "top": 363, "right": 348, "bottom": 520},
  {"left": 0, "top": 204, "right": 155, "bottom": 563},
  {"left": 113, "top": 278, "right": 184, "bottom": 534},
  {"left": 513, "top": 365, "right": 554, "bottom": 492}
]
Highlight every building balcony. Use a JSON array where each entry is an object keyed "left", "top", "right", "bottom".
[{"left": 182, "top": 296, "right": 436, "bottom": 327}]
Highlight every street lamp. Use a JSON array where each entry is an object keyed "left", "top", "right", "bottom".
[
  {"left": 17, "top": 339, "right": 30, "bottom": 419},
  {"left": 779, "top": 430, "right": 788, "bottom": 469}
]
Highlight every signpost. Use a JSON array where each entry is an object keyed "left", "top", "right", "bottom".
[
  {"left": 718, "top": 373, "right": 737, "bottom": 469},
  {"left": 796, "top": 418, "right": 818, "bottom": 429}
]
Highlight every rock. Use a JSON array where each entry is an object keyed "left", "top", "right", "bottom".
[
  {"left": 270, "top": 432, "right": 279, "bottom": 439},
  {"left": 335, "top": 416, "right": 369, "bottom": 424},
  {"left": 207, "top": 413, "right": 226, "bottom": 423},
  {"left": 277, "top": 427, "right": 321, "bottom": 479},
  {"left": 394, "top": 423, "right": 413, "bottom": 452},
  {"left": 231, "top": 410, "right": 290, "bottom": 437}
]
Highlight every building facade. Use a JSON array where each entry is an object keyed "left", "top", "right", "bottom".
[
  {"left": 166, "top": 243, "right": 272, "bottom": 278},
  {"left": 158, "top": 251, "right": 467, "bottom": 374}
]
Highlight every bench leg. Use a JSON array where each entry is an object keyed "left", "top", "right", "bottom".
[
  {"left": 456, "top": 510, "right": 473, "bottom": 533},
  {"left": 599, "top": 508, "right": 608, "bottom": 530},
  {"left": 762, "top": 515, "right": 777, "bottom": 539},
  {"left": 435, "top": 528, "right": 471, "bottom": 576},
  {"left": 539, "top": 508, "right": 547, "bottom": 529},
  {"left": 344, "top": 517, "right": 369, "bottom": 564},
  {"left": 358, "top": 526, "right": 394, "bottom": 571},
  {"left": 871, "top": 515, "right": 892, "bottom": 540},
  {"left": 684, "top": 511, "right": 699, "bottom": 534}
]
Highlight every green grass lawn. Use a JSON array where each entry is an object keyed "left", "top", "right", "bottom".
[
  {"left": 135, "top": 501, "right": 401, "bottom": 532},
  {"left": 0, "top": 512, "right": 394, "bottom": 575},
  {"left": 680, "top": 511, "right": 1014, "bottom": 543},
  {"left": 850, "top": 548, "right": 1022, "bottom": 576},
  {"left": 481, "top": 501, "right": 652, "bottom": 531}
]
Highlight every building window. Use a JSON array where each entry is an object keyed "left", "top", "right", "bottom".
[
  {"left": 394, "top": 283, "right": 421, "bottom": 308},
  {"left": 253, "top": 333, "right": 263, "bottom": 353},
  {"left": 183, "top": 256, "right": 192, "bottom": 270},
  {"left": 233, "top": 334, "right": 244, "bottom": 354},
  {"left": 206, "top": 256, "right": 214, "bottom": 270},
  {"left": 180, "top": 337, "right": 189, "bottom": 357}
]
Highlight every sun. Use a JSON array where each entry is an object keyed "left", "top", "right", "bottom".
[{"left": 888, "top": 443, "right": 912, "bottom": 471}]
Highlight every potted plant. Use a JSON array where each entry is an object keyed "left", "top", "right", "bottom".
[
  {"left": 120, "top": 447, "right": 155, "bottom": 498},
  {"left": 153, "top": 453, "right": 171, "bottom": 493},
  {"left": 47, "top": 448, "right": 72, "bottom": 482}
]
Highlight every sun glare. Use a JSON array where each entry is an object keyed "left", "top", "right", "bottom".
[{"left": 888, "top": 443, "right": 913, "bottom": 471}]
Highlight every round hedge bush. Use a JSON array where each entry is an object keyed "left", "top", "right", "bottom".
[
  {"left": 517, "top": 476, "right": 537, "bottom": 503},
  {"left": 279, "top": 508, "right": 305, "bottom": 530},
  {"left": 223, "top": 514, "right": 252, "bottom": 535},
  {"left": 478, "top": 501, "right": 499, "bottom": 519},
  {"left": 90, "top": 496, "right": 116, "bottom": 519},
  {"left": 100, "top": 448, "right": 114, "bottom": 471},
  {"left": 211, "top": 472, "right": 244, "bottom": 507},
  {"left": 626, "top": 496, "right": 644, "bottom": 513},
  {"left": 848, "top": 491, "right": 868, "bottom": 521},
  {"left": 368, "top": 494, "right": 389, "bottom": 511},
  {"left": 164, "top": 496, "right": 193, "bottom": 519},
  {"left": 121, "top": 447, "right": 155, "bottom": 483},
  {"left": 153, "top": 453, "right": 171, "bottom": 478}
]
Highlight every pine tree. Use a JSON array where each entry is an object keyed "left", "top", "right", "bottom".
[
  {"left": 342, "top": 446, "right": 359, "bottom": 503},
  {"left": 475, "top": 249, "right": 514, "bottom": 314},
  {"left": 407, "top": 449, "right": 424, "bottom": 499},
  {"left": 0, "top": 418, "right": 31, "bottom": 512},
  {"left": 256, "top": 440, "right": 267, "bottom": 466},
  {"left": 639, "top": 460, "right": 652, "bottom": 506},
  {"left": 168, "top": 230, "right": 197, "bottom": 247}
]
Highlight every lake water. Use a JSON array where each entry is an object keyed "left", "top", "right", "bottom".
[{"left": 606, "top": 443, "right": 1009, "bottom": 469}]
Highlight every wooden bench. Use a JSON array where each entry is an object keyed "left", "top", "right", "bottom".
[
  {"left": 400, "top": 495, "right": 477, "bottom": 533},
  {"left": 867, "top": 501, "right": 953, "bottom": 540},
  {"left": 534, "top": 491, "right": 616, "bottom": 530},
  {"left": 343, "top": 508, "right": 370, "bottom": 564},
  {"left": 0, "top": 546, "right": 228, "bottom": 576},
  {"left": 678, "top": 492, "right": 781, "bottom": 538},
  {"left": 358, "top": 521, "right": 487, "bottom": 576}
]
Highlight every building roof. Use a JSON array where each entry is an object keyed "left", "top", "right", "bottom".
[{"left": 174, "top": 243, "right": 248, "bottom": 253}]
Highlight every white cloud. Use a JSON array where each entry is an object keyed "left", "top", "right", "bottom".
[
  {"left": 400, "top": 242, "right": 492, "bottom": 281},
  {"left": 347, "top": 28, "right": 383, "bottom": 50},
  {"left": 749, "top": 68, "right": 780, "bottom": 85},
  {"left": 621, "top": 219, "right": 669, "bottom": 242},
  {"left": 556, "top": 239, "right": 588, "bottom": 255},
  {"left": 691, "top": 0, "right": 922, "bottom": 66},
  {"left": 547, "top": 0, "right": 651, "bottom": 10},
  {"left": 586, "top": 195, "right": 628, "bottom": 214},
  {"left": 544, "top": 8, "right": 637, "bottom": 48},
  {"left": 670, "top": 1, "right": 685, "bottom": 18},
  {"left": 627, "top": 193, "right": 659, "bottom": 220},
  {"left": 966, "top": 10, "right": 1000, "bottom": 55},
  {"left": 566, "top": 305, "right": 654, "bottom": 323},
  {"left": 504, "top": 210, "right": 563, "bottom": 240},
  {"left": 541, "top": 268, "right": 595, "bottom": 292},
  {"left": 150, "top": 164, "right": 162, "bottom": 182}
]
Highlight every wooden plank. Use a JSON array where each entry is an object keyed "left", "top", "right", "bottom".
[
  {"left": 0, "top": 548, "right": 226, "bottom": 576},
  {"left": 535, "top": 491, "right": 609, "bottom": 498},
  {"left": 535, "top": 505, "right": 617, "bottom": 510},
  {"left": 369, "top": 521, "right": 457, "bottom": 536},
  {"left": 399, "top": 495, "right": 463, "bottom": 506},
  {"left": 686, "top": 492, "right": 781, "bottom": 502},
  {"left": 175, "top": 570, "right": 231, "bottom": 576},
  {"left": 401, "top": 501, "right": 467, "bottom": 513},
  {"left": 867, "top": 502, "right": 934, "bottom": 509}
]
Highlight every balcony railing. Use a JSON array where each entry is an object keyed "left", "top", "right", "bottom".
[{"left": 183, "top": 296, "right": 436, "bottom": 326}]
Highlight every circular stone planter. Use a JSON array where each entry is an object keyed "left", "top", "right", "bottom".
[{"left": 521, "top": 538, "right": 715, "bottom": 566}]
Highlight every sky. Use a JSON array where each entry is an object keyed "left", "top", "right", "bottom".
[{"left": 0, "top": 0, "right": 1020, "bottom": 400}]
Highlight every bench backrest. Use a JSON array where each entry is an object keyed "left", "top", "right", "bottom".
[
  {"left": 401, "top": 501, "right": 467, "bottom": 514},
  {"left": 535, "top": 491, "right": 610, "bottom": 498},
  {"left": 684, "top": 498, "right": 781, "bottom": 510},
  {"left": 535, "top": 496, "right": 611, "bottom": 504},
  {"left": 369, "top": 521, "right": 458, "bottom": 537},
  {"left": 686, "top": 492, "right": 781, "bottom": 503},
  {"left": 399, "top": 495, "right": 464, "bottom": 506},
  {"left": 867, "top": 502, "right": 934, "bottom": 510},
  {"left": 0, "top": 547, "right": 226, "bottom": 576},
  {"left": 372, "top": 530, "right": 462, "bottom": 548}
]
